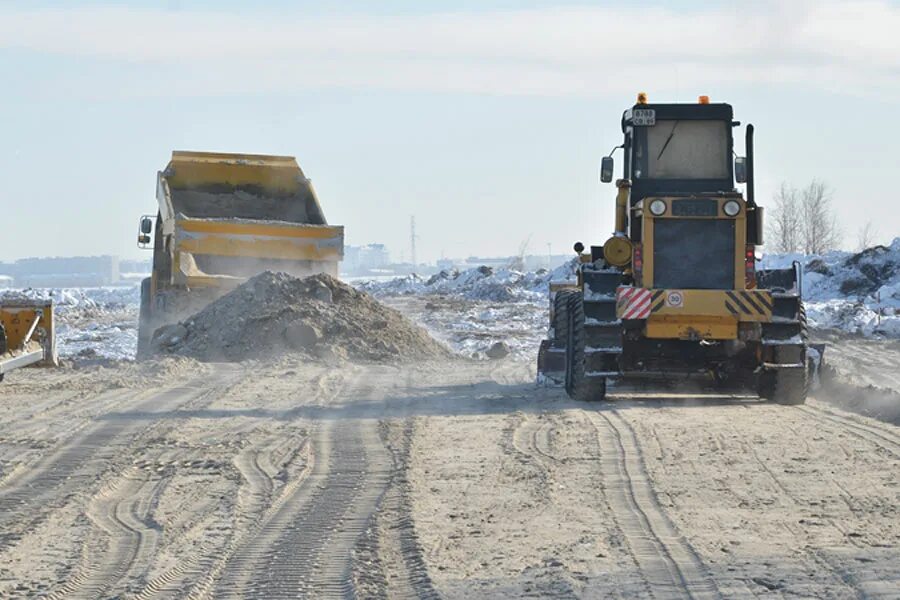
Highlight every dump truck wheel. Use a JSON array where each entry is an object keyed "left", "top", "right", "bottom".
[
  {"left": 552, "top": 290, "right": 577, "bottom": 344},
  {"left": 565, "top": 293, "right": 607, "bottom": 402},
  {"left": 136, "top": 278, "right": 152, "bottom": 358}
]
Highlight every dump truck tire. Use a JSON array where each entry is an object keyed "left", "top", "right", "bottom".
[
  {"left": 137, "top": 278, "right": 152, "bottom": 359},
  {"left": 565, "top": 293, "right": 607, "bottom": 402}
]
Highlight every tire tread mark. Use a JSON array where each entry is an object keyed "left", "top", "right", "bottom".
[
  {"left": 798, "top": 405, "right": 900, "bottom": 458},
  {"left": 586, "top": 409, "right": 723, "bottom": 600}
]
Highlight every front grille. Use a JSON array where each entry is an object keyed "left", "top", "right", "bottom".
[{"left": 653, "top": 219, "right": 735, "bottom": 289}]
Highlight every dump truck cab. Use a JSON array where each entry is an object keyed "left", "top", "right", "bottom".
[
  {"left": 137, "top": 151, "right": 344, "bottom": 356},
  {"left": 537, "top": 95, "right": 818, "bottom": 405}
]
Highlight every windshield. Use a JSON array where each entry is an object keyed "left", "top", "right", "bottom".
[{"left": 636, "top": 119, "right": 729, "bottom": 179}]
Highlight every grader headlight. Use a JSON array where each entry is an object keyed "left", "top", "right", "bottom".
[
  {"left": 723, "top": 200, "right": 741, "bottom": 217},
  {"left": 649, "top": 199, "right": 667, "bottom": 216}
]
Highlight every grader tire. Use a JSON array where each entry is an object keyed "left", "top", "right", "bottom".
[
  {"left": 759, "top": 302, "right": 809, "bottom": 405},
  {"left": 552, "top": 290, "right": 577, "bottom": 344},
  {"left": 565, "top": 293, "right": 608, "bottom": 402}
]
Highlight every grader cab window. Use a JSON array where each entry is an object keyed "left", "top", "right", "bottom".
[{"left": 637, "top": 120, "right": 729, "bottom": 179}]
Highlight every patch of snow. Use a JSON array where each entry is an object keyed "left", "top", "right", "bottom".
[
  {"left": 356, "top": 260, "right": 578, "bottom": 304},
  {"left": 761, "top": 238, "right": 900, "bottom": 337},
  {"left": 1, "top": 285, "right": 140, "bottom": 360}
]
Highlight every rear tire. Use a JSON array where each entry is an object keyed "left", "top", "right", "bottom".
[
  {"left": 565, "top": 293, "right": 608, "bottom": 402},
  {"left": 552, "top": 290, "right": 577, "bottom": 344},
  {"left": 759, "top": 363, "right": 808, "bottom": 405},
  {"left": 759, "top": 302, "right": 809, "bottom": 405}
]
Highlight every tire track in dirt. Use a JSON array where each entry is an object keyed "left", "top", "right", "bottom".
[
  {"left": 353, "top": 418, "right": 440, "bottom": 600},
  {"left": 183, "top": 371, "right": 351, "bottom": 599},
  {"left": 47, "top": 468, "right": 169, "bottom": 599},
  {"left": 210, "top": 419, "right": 389, "bottom": 599},
  {"left": 798, "top": 404, "right": 900, "bottom": 458},
  {"left": 584, "top": 408, "right": 722, "bottom": 600},
  {"left": 504, "top": 412, "right": 587, "bottom": 598},
  {"left": 194, "top": 370, "right": 393, "bottom": 599},
  {"left": 0, "top": 376, "right": 224, "bottom": 554},
  {"left": 28, "top": 367, "right": 241, "bottom": 599}
]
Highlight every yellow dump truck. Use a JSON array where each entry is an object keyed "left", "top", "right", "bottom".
[
  {"left": 0, "top": 298, "right": 58, "bottom": 382},
  {"left": 137, "top": 151, "right": 344, "bottom": 356}
]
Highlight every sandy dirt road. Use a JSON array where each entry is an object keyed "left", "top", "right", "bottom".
[{"left": 0, "top": 357, "right": 898, "bottom": 598}]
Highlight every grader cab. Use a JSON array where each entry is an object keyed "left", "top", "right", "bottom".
[{"left": 537, "top": 95, "right": 821, "bottom": 404}]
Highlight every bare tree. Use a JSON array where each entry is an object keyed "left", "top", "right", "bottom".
[
  {"left": 768, "top": 182, "right": 802, "bottom": 253},
  {"left": 856, "top": 221, "right": 878, "bottom": 251},
  {"left": 799, "top": 180, "right": 841, "bottom": 254}
]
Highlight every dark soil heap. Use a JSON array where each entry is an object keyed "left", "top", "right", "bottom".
[{"left": 151, "top": 272, "right": 451, "bottom": 363}]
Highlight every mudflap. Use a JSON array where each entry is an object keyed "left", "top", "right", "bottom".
[
  {"left": 808, "top": 342, "right": 826, "bottom": 391},
  {"left": 536, "top": 339, "right": 566, "bottom": 385}
]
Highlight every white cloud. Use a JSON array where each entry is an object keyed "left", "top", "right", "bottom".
[{"left": 1, "top": 2, "right": 898, "bottom": 98}]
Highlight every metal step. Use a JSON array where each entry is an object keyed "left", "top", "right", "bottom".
[
  {"left": 583, "top": 298, "right": 617, "bottom": 322},
  {"left": 585, "top": 322, "right": 622, "bottom": 348},
  {"left": 762, "top": 321, "right": 802, "bottom": 341},
  {"left": 585, "top": 348, "right": 620, "bottom": 373},
  {"left": 582, "top": 268, "right": 621, "bottom": 298}
]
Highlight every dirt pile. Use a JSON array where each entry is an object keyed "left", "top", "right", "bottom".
[{"left": 150, "top": 271, "right": 451, "bottom": 363}]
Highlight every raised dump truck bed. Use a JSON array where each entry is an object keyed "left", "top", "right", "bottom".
[{"left": 137, "top": 151, "right": 344, "bottom": 355}]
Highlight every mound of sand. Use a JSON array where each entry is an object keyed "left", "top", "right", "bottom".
[{"left": 150, "top": 271, "right": 451, "bottom": 363}]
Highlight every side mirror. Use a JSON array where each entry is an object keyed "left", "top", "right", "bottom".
[
  {"left": 138, "top": 216, "right": 154, "bottom": 249},
  {"left": 734, "top": 156, "right": 747, "bottom": 184},
  {"left": 573, "top": 242, "right": 585, "bottom": 254},
  {"left": 600, "top": 156, "right": 614, "bottom": 183}
]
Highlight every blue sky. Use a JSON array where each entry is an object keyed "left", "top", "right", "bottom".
[{"left": 1, "top": 1, "right": 898, "bottom": 263}]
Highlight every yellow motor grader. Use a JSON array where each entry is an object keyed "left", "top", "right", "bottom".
[{"left": 537, "top": 94, "right": 823, "bottom": 404}]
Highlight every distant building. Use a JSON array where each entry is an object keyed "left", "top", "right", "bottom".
[
  {"left": 343, "top": 244, "right": 391, "bottom": 274},
  {"left": 119, "top": 258, "right": 152, "bottom": 282},
  {"left": 0, "top": 255, "right": 121, "bottom": 287}
]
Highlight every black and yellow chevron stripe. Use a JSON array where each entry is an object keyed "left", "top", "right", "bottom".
[
  {"left": 646, "top": 289, "right": 772, "bottom": 318},
  {"left": 650, "top": 290, "right": 665, "bottom": 313},
  {"left": 724, "top": 290, "right": 772, "bottom": 317}
]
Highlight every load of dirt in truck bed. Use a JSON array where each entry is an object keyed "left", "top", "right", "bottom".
[{"left": 149, "top": 271, "right": 452, "bottom": 363}]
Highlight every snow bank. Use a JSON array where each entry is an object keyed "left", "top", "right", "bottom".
[
  {"left": 1, "top": 285, "right": 140, "bottom": 360},
  {"left": 357, "top": 260, "right": 578, "bottom": 303},
  {"left": 761, "top": 238, "right": 900, "bottom": 337}
]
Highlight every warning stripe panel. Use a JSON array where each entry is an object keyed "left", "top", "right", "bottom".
[
  {"left": 726, "top": 291, "right": 772, "bottom": 317},
  {"left": 616, "top": 287, "right": 652, "bottom": 320}
]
